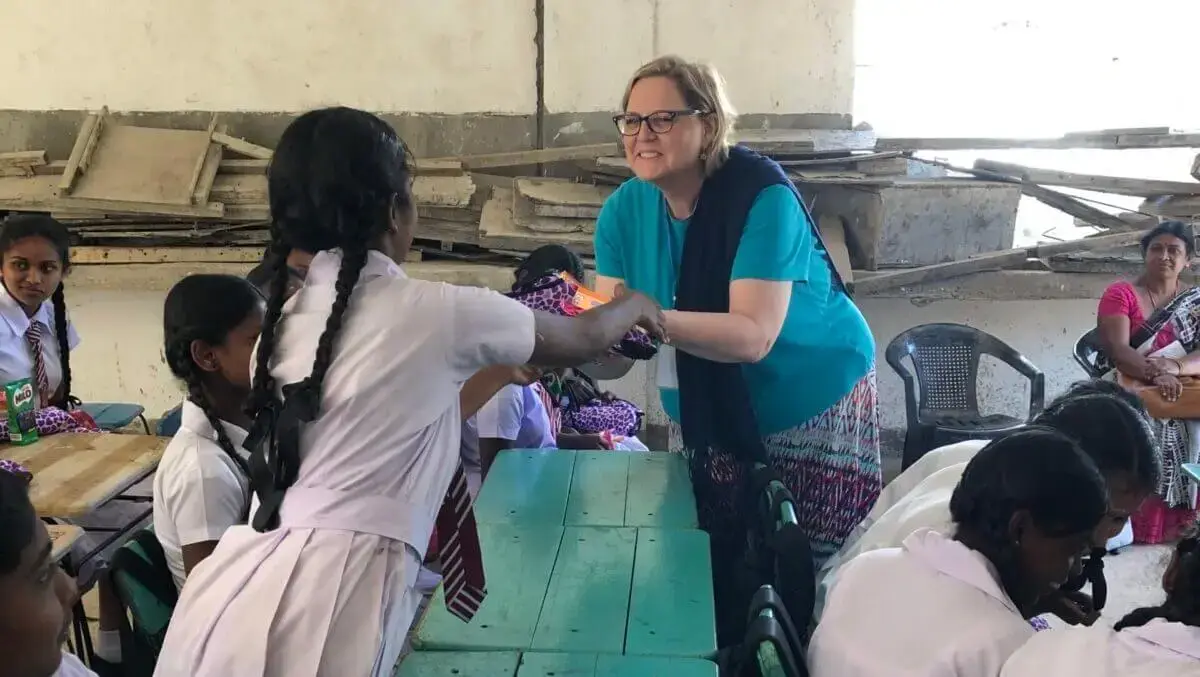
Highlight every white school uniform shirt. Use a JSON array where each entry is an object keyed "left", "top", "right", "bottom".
[
  {"left": 55, "top": 652, "right": 100, "bottom": 677},
  {"left": 152, "top": 400, "right": 251, "bottom": 590},
  {"left": 809, "top": 528, "right": 1035, "bottom": 677},
  {"left": 0, "top": 283, "right": 80, "bottom": 394},
  {"left": 1000, "top": 619, "right": 1200, "bottom": 676},
  {"left": 814, "top": 439, "right": 987, "bottom": 620},
  {"left": 154, "top": 249, "right": 536, "bottom": 677},
  {"left": 476, "top": 383, "right": 556, "bottom": 449}
]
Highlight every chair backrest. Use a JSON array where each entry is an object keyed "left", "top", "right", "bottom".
[
  {"left": 1074, "top": 328, "right": 1106, "bottom": 378},
  {"left": 885, "top": 323, "right": 988, "bottom": 414},
  {"left": 108, "top": 530, "right": 178, "bottom": 676},
  {"left": 155, "top": 405, "right": 183, "bottom": 437}
]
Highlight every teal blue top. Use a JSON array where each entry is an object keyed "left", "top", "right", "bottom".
[{"left": 594, "top": 179, "right": 875, "bottom": 435}]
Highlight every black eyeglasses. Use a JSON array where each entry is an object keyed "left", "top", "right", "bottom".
[{"left": 613, "top": 109, "right": 706, "bottom": 136}]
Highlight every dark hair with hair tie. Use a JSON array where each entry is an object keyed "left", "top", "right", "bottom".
[
  {"left": 0, "top": 215, "right": 76, "bottom": 409},
  {"left": 513, "top": 245, "right": 586, "bottom": 291},
  {"left": 163, "top": 274, "right": 263, "bottom": 490},
  {"left": 246, "top": 107, "right": 414, "bottom": 531},
  {"left": 1033, "top": 381, "right": 1161, "bottom": 494},
  {"left": 1115, "top": 522, "right": 1200, "bottom": 630}
]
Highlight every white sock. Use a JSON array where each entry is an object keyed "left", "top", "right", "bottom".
[{"left": 93, "top": 629, "right": 122, "bottom": 663}]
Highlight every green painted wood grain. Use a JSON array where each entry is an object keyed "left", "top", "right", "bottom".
[
  {"left": 516, "top": 653, "right": 717, "bottom": 677},
  {"left": 625, "top": 528, "right": 716, "bottom": 658},
  {"left": 531, "top": 526, "right": 636, "bottom": 652},
  {"left": 394, "top": 651, "right": 520, "bottom": 677},
  {"left": 563, "top": 452, "right": 630, "bottom": 527},
  {"left": 474, "top": 450, "right": 577, "bottom": 525},
  {"left": 623, "top": 453, "right": 698, "bottom": 528},
  {"left": 414, "top": 524, "right": 563, "bottom": 651}
]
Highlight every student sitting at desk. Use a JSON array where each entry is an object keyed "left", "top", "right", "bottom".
[
  {"left": 153, "top": 275, "right": 263, "bottom": 590},
  {"left": 0, "top": 215, "right": 96, "bottom": 434},
  {"left": 153, "top": 107, "right": 664, "bottom": 677},
  {"left": 1002, "top": 521, "right": 1200, "bottom": 676},
  {"left": 808, "top": 428, "right": 1109, "bottom": 677},
  {"left": 0, "top": 461, "right": 99, "bottom": 677}
]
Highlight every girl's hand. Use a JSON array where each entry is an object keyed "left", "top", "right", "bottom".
[
  {"left": 1155, "top": 373, "right": 1184, "bottom": 401},
  {"left": 614, "top": 284, "right": 667, "bottom": 342},
  {"left": 1147, "top": 356, "right": 1180, "bottom": 377}
]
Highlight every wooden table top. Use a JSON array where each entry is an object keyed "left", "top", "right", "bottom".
[
  {"left": 474, "top": 450, "right": 698, "bottom": 529},
  {"left": 413, "top": 524, "right": 716, "bottom": 659},
  {"left": 47, "top": 524, "right": 83, "bottom": 562},
  {"left": 396, "top": 651, "right": 716, "bottom": 676},
  {"left": 3, "top": 433, "right": 167, "bottom": 518}
]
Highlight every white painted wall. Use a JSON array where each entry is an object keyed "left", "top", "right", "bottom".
[
  {"left": 0, "top": 0, "right": 853, "bottom": 116},
  {"left": 544, "top": 0, "right": 855, "bottom": 115}
]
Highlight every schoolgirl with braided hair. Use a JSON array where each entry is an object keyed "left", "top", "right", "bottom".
[
  {"left": 810, "top": 428, "right": 1109, "bottom": 677},
  {"left": 151, "top": 274, "right": 262, "bottom": 590},
  {"left": 154, "top": 107, "right": 664, "bottom": 677},
  {"left": 1000, "top": 523, "right": 1200, "bottom": 674}
]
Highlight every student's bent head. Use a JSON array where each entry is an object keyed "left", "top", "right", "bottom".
[
  {"left": 1032, "top": 381, "right": 1160, "bottom": 544},
  {"left": 949, "top": 427, "right": 1108, "bottom": 617},
  {"left": 514, "top": 245, "right": 586, "bottom": 290},
  {"left": 0, "top": 468, "right": 77, "bottom": 677}
]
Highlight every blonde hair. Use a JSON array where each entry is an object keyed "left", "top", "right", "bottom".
[{"left": 621, "top": 55, "right": 737, "bottom": 176}]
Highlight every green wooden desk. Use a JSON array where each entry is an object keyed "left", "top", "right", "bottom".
[
  {"left": 394, "top": 652, "right": 716, "bottom": 677},
  {"left": 474, "top": 450, "right": 698, "bottom": 529},
  {"left": 412, "top": 525, "right": 715, "bottom": 659},
  {"left": 1185, "top": 463, "right": 1200, "bottom": 484}
]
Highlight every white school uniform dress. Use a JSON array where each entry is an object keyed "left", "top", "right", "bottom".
[
  {"left": 55, "top": 651, "right": 100, "bottom": 677},
  {"left": 809, "top": 528, "right": 1035, "bottom": 677},
  {"left": 475, "top": 384, "right": 556, "bottom": 449},
  {"left": 153, "top": 249, "right": 536, "bottom": 677},
  {"left": 152, "top": 400, "right": 251, "bottom": 590},
  {"left": 1000, "top": 619, "right": 1200, "bottom": 676},
  {"left": 813, "top": 439, "right": 986, "bottom": 620},
  {"left": 0, "top": 282, "right": 80, "bottom": 393}
]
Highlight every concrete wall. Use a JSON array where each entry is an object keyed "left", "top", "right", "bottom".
[
  {"left": 0, "top": 0, "right": 854, "bottom": 156},
  {"left": 66, "top": 264, "right": 1111, "bottom": 457}
]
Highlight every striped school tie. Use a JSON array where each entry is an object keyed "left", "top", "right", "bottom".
[
  {"left": 25, "top": 321, "right": 50, "bottom": 406},
  {"left": 435, "top": 463, "right": 487, "bottom": 621}
]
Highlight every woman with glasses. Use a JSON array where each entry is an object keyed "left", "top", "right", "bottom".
[{"left": 591, "top": 54, "right": 879, "bottom": 647}]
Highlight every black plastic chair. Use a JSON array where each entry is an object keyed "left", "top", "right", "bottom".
[
  {"left": 885, "top": 323, "right": 1045, "bottom": 469},
  {"left": 1073, "top": 328, "right": 1106, "bottom": 378}
]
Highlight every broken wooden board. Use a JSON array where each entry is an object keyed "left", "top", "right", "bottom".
[
  {"left": 72, "top": 246, "right": 266, "bottom": 265},
  {"left": 58, "top": 109, "right": 106, "bottom": 196},
  {"left": 818, "top": 214, "right": 854, "bottom": 282},
  {"left": 515, "top": 178, "right": 611, "bottom": 219},
  {"left": 413, "top": 174, "right": 477, "bottom": 208},
  {"left": 61, "top": 124, "right": 215, "bottom": 207},
  {"left": 852, "top": 230, "right": 1149, "bottom": 294},
  {"left": 735, "top": 129, "right": 877, "bottom": 154},
  {"left": 511, "top": 188, "right": 596, "bottom": 235},
  {"left": 0, "top": 151, "right": 48, "bottom": 177},
  {"left": 432, "top": 144, "right": 619, "bottom": 171},
  {"left": 212, "top": 132, "right": 273, "bottom": 160},
  {"left": 480, "top": 187, "right": 593, "bottom": 254},
  {"left": 1141, "top": 195, "right": 1200, "bottom": 218},
  {"left": 1074, "top": 212, "right": 1157, "bottom": 230},
  {"left": 974, "top": 159, "right": 1200, "bottom": 197},
  {"left": 879, "top": 132, "right": 1200, "bottom": 152},
  {"left": 192, "top": 143, "right": 224, "bottom": 205}
]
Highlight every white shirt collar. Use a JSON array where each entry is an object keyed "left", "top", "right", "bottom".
[
  {"left": 179, "top": 400, "right": 250, "bottom": 455},
  {"left": 304, "top": 249, "right": 405, "bottom": 286},
  {"left": 903, "top": 528, "right": 1021, "bottom": 615},
  {"left": 0, "top": 282, "right": 51, "bottom": 336},
  {"left": 1123, "top": 618, "right": 1200, "bottom": 661}
]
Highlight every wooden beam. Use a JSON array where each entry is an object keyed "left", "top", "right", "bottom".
[
  {"left": 212, "top": 132, "right": 274, "bottom": 160},
  {"left": 975, "top": 159, "right": 1200, "bottom": 197},
  {"left": 58, "top": 109, "right": 106, "bottom": 196},
  {"left": 431, "top": 144, "right": 618, "bottom": 170},
  {"left": 878, "top": 132, "right": 1200, "bottom": 152},
  {"left": 181, "top": 116, "right": 220, "bottom": 205},
  {"left": 72, "top": 246, "right": 265, "bottom": 265}
]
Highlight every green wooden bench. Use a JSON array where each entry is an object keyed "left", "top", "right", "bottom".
[
  {"left": 474, "top": 450, "right": 698, "bottom": 529},
  {"left": 394, "top": 652, "right": 716, "bottom": 677},
  {"left": 412, "top": 525, "right": 715, "bottom": 659}
]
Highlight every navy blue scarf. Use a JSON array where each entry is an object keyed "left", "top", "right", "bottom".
[{"left": 675, "top": 145, "right": 842, "bottom": 464}]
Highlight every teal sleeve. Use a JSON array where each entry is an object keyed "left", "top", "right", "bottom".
[
  {"left": 731, "top": 184, "right": 813, "bottom": 282},
  {"left": 593, "top": 195, "right": 625, "bottom": 280}
]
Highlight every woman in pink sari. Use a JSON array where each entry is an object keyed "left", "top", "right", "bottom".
[{"left": 1097, "top": 221, "right": 1200, "bottom": 544}]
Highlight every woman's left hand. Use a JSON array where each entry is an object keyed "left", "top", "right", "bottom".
[{"left": 1155, "top": 373, "right": 1184, "bottom": 401}]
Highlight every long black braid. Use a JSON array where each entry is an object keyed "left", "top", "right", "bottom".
[
  {"left": 245, "top": 107, "right": 414, "bottom": 532},
  {"left": 163, "top": 274, "right": 263, "bottom": 515},
  {"left": 0, "top": 215, "right": 76, "bottom": 409},
  {"left": 1115, "top": 523, "right": 1200, "bottom": 630},
  {"left": 948, "top": 427, "right": 1109, "bottom": 618}
]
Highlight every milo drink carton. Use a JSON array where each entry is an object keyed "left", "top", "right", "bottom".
[{"left": 4, "top": 378, "right": 38, "bottom": 445}]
